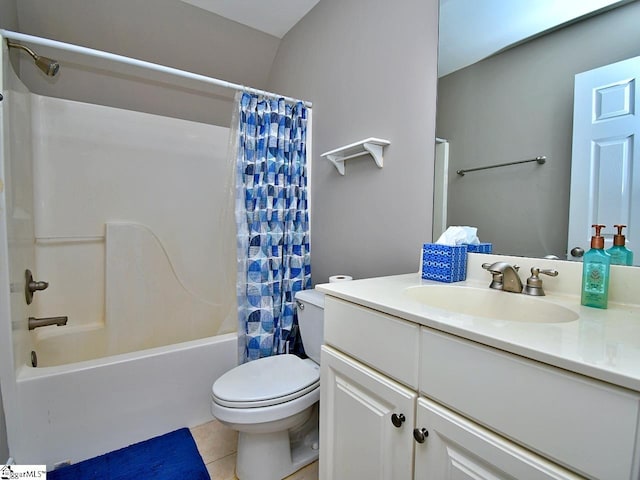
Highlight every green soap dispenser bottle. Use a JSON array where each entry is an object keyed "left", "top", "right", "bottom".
[
  {"left": 607, "top": 224, "right": 634, "bottom": 266},
  {"left": 581, "top": 224, "right": 611, "bottom": 309}
]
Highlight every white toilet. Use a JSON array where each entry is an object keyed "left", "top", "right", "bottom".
[{"left": 211, "top": 289, "right": 325, "bottom": 480}]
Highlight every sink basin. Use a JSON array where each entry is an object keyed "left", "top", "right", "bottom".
[{"left": 405, "top": 285, "right": 578, "bottom": 323}]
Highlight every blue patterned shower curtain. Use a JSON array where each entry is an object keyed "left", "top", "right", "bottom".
[{"left": 234, "top": 92, "right": 311, "bottom": 363}]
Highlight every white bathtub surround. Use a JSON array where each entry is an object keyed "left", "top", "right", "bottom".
[
  {"left": 105, "top": 222, "right": 235, "bottom": 357},
  {"left": 31, "top": 222, "right": 236, "bottom": 366},
  {"left": 31, "top": 94, "right": 237, "bottom": 334}
]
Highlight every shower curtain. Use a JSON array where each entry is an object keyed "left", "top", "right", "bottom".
[{"left": 233, "top": 92, "right": 311, "bottom": 363}]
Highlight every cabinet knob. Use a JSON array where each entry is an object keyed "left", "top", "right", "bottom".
[
  {"left": 413, "top": 428, "right": 429, "bottom": 443},
  {"left": 391, "top": 413, "right": 405, "bottom": 428}
]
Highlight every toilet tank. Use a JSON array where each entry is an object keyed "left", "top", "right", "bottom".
[{"left": 294, "top": 289, "right": 325, "bottom": 364}]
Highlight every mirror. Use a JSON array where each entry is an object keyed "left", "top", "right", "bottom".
[{"left": 435, "top": 0, "right": 640, "bottom": 263}]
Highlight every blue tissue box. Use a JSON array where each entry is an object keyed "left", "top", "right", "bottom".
[
  {"left": 421, "top": 243, "right": 468, "bottom": 283},
  {"left": 465, "top": 242, "right": 493, "bottom": 254}
]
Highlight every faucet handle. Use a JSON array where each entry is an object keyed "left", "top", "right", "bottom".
[
  {"left": 524, "top": 267, "right": 558, "bottom": 296},
  {"left": 482, "top": 263, "right": 503, "bottom": 290},
  {"left": 536, "top": 267, "right": 558, "bottom": 278}
]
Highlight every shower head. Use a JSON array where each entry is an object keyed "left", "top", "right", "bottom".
[{"left": 6, "top": 40, "right": 60, "bottom": 77}]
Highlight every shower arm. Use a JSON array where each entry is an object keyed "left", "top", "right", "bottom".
[
  {"left": 6, "top": 39, "right": 38, "bottom": 59},
  {"left": 6, "top": 39, "right": 60, "bottom": 77}
]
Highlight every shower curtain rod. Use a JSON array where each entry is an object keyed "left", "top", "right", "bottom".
[{"left": 0, "top": 29, "right": 312, "bottom": 108}]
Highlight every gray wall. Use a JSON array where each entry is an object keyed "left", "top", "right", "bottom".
[
  {"left": 10, "top": 0, "right": 281, "bottom": 126},
  {"left": 436, "top": 2, "right": 640, "bottom": 258},
  {"left": 268, "top": 0, "right": 439, "bottom": 284},
  {"left": 0, "top": 0, "right": 17, "bottom": 30}
]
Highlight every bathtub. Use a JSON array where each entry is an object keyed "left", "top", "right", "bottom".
[{"left": 13, "top": 332, "right": 238, "bottom": 469}]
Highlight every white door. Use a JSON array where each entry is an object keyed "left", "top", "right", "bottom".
[
  {"left": 319, "top": 346, "right": 416, "bottom": 480},
  {"left": 568, "top": 56, "right": 640, "bottom": 262},
  {"left": 413, "top": 397, "right": 581, "bottom": 479}
]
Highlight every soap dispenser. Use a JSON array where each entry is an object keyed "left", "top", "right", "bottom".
[
  {"left": 607, "top": 224, "right": 634, "bottom": 266},
  {"left": 581, "top": 224, "right": 610, "bottom": 309}
]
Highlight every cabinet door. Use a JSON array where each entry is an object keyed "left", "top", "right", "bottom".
[
  {"left": 320, "top": 346, "right": 416, "bottom": 480},
  {"left": 414, "top": 398, "right": 582, "bottom": 480}
]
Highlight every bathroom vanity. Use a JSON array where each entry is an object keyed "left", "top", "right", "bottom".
[{"left": 316, "top": 254, "right": 640, "bottom": 480}]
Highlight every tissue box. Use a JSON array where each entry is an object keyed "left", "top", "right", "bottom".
[
  {"left": 421, "top": 243, "right": 468, "bottom": 283},
  {"left": 464, "top": 242, "right": 493, "bottom": 254}
]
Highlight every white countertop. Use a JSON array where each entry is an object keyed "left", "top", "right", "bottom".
[{"left": 317, "top": 268, "right": 640, "bottom": 393}]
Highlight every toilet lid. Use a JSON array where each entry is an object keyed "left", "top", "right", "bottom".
[{"left": 212, "top": 354, "right": 320, "bottom": 408}]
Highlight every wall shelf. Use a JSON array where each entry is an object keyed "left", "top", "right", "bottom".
[{"left": 321, "top": 137, "right": 390, "bottom": 175}]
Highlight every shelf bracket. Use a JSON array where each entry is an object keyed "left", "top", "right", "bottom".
[{"left": 321, "top": 138, "right": 390, "bottom": 175}]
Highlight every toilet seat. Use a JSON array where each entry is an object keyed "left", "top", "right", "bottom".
[
  {"left": 211, "top": 386, "right": 319, "bottom": 428},
  {"left": 212, "top": 354, "right": 320, "bottom": 408}
]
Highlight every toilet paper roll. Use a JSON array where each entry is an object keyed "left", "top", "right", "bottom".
[{"left": 329, "top": 275, "right": 353, "bottom": 283}]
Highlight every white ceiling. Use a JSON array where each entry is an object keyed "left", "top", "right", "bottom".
[
  {"left": 438, "top": 0, "right": 627, "bottom": 77},
  {"left": 180, "top": 0, "right": 321, "bottom": 38}
]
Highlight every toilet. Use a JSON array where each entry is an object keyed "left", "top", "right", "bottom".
[{"left": 211, "top": 289, "right": 325, "bottom": 480}]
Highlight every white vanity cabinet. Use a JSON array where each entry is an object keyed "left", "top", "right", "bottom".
[
  {"left": 319, "top": 295, "right": 640, "bottom": 480},
  {"left": 320, "top": 346, "right": 416, "bottom": 480}
]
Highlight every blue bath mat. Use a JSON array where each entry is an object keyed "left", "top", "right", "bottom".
[{"left": 48, "top": 428, "right": 209, "bottom": 480}]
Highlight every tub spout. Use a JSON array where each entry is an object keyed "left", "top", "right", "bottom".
[{"left": 28, "top": 316, "right": 68, "bottom": 330}]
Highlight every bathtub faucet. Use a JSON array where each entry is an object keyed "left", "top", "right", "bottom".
[{"left": 28, "top": 316, "right": 68, "bottom": 330}]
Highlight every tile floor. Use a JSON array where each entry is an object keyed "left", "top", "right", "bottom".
[{"left": 190, "top": 420, "right": 319, "bottom": 480}]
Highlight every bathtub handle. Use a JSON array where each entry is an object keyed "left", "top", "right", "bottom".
[{"left": 25, "top": 269, "right": 49, "bottom": 305}]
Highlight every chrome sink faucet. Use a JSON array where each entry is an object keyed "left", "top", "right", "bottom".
[
  {"left": 482, "top": 263, "right": 560, "bottom": 296},
  {"left": 482, "top": 262, "right": 523, "bottom": 293}
]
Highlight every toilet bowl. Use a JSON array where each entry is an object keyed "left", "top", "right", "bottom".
[{"left": 211, "top": 289, "right": 325, "bottom": 480}]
